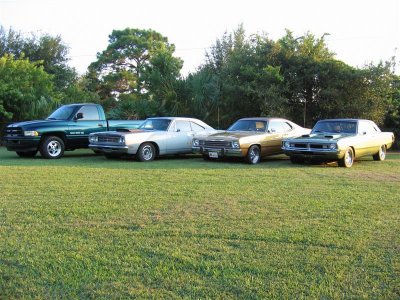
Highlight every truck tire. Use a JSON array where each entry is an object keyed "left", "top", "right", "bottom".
[
  {"left": 39, "top": 136, "right": 65, "bottom": 159},
  {"left": 16, "top": 151, "right": 37, "bottom": 158}
]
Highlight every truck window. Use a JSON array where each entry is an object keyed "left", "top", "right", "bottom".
[{"left": 77, "top": 106, "right": 100, "bottom": 120}]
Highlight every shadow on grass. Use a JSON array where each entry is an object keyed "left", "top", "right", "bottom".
[{"left": 0, "top": 147, "right": 399, "bottom": 170}]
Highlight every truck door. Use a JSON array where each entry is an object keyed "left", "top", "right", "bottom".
[{"left": 68, "top": 105, "right": 107, "bottom": 148}]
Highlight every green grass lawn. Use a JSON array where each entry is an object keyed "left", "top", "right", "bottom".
[{"left": 0, "top": 147, "right": 399, "bottom": 299}]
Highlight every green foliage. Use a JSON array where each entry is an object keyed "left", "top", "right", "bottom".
[
  {"left": 0, "top": 55, "right": 57, "bottom": 121},
  {"left": 88, "top": 28, "right": 183, "bottom": 119}
]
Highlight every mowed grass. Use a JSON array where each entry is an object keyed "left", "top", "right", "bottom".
[{"left": 0, "top": 147, "right": 399, "bottom": 299}]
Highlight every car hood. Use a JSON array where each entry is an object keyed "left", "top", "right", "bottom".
[
  {"left": 203, "top": 131, "right": 260, "bottom": 141},
  {"left": 7, "top": 119, "right": 65, "bottom": 129},
  {"left": 287, "top": 133, "right": 355, "bottom": 142}
]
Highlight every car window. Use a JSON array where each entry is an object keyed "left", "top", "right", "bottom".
[
  {"left": 139, "top": 119, "right": 171, "bottom": 131},
  {"left": 228, "top": 120, "right": 267, "bottom": 131},
  {"left": 175, "top": 120, "right": 192, "bottom": 132},
  {"left": 358, "top": 121, "right": 377, "bottom": 135},
  {"left": 191, "top": 122, "right": 205, "bottom": 131},
  {"left": 282, "top": 122, "right": 293, "bottom": 132},
  {"left": 77, "top": 106, "right": 100, "bottom": 120},
  {"left": 268, "top": 121, "right": 285, "bottom": 133}
]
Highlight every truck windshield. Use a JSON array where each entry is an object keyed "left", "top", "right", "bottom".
[
  {"left": 139, "top": 119, "right": 171, "bottom": 131},
  {"left": 47, "top": 106, "right": 75, "bottom": 120},
  {"left": 312, "top": 121, "right": 357, "bottom": 134}
]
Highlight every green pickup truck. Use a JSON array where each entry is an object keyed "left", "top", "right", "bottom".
[{"left": 2, "top": 103, "right": 143, "bottom": 159}]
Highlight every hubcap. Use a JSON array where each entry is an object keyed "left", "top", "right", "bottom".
[
  {"left": 47, "top": 141, "right": 61, "bottom": 157},
  {"left": 249, "top": 148, "right": 260, "bottom": 163},
  {"left": 142, "top": 145, "right": 153, "bottom": 160},
  {"left": 345, "top": 149, "right": 353, "bottom": 167},
  {"left": 380, "top": 146, "right": 386, "bottom": 160}
]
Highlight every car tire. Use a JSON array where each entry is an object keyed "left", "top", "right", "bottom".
[
  {"left": 290, "top": 156, "right": 304, "bottom": 164},
  {"left": 338, "top": 147, "right": 354, "bottom": 168},
  {"left": 137, "top": 143, "right": 156, "bottom": 162},
  {"left": 39, "top": 136, "right": 65, "bottom": 159},
  {"left": 246, "top": 145, "right": 261, "bottom": 164},
  {"left": 16, "top": 151, "right": 37, "bottom": 158},
  {"left": 373, "top": 145, "right": 386, "bottom": 161}
]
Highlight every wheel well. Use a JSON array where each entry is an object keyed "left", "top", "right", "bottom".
[
  {"left": 40, "top": 132, "right": 66, "bottom": 144},
  {"left": 140, "top": 141, "right": 159, "bottom": 156}
]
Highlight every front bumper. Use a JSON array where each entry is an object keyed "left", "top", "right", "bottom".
[
  {"left": 193, "top": 146, "right": 244, "bottom": 158},
  {"left": 282, "top": 147, "right": 345, "bottom": 160},
  {"left": 89, "top": 144, "right": 129, "bottom": 154},
  {"left": 3, "top": 136, "right": 40, "bottom": 152}
]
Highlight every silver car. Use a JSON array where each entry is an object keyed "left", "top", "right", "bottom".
[{"left": 88, "top": 117, "right": 215, "bottom": 161}]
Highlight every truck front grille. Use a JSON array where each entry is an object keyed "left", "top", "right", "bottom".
[{"left": 6, "top": 127, "right": 23, "bottom": 137}]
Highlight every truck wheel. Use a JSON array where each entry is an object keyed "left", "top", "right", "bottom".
[
  {"left": 246, "top": 145, "right": 261, "bottom": 164},
  {"left": 338, "top": 147, "right": 354, "bottom": 168},
  {"left": 39, "top": 136, "right": 65, "bottom": 159},
  {"left": 373, "top": 145, "right": 386, "bottom": 161},
  {"left": 137, "top": 143, "right": 155, "bottom": 162},
  {"left": 16, "top": 151, "right": 37, "bottom": 158}
]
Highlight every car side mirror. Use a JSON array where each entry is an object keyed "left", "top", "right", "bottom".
[
  {"left": 267, "top": 129, "right": 276, "bottom": 133},
  {"left": 75, "top": 112, "right": 84, "bottom": 120},
  {"left": 176, "top": 129, "right": 181, "bottom": 132}
]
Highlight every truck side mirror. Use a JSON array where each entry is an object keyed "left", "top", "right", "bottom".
[{"left": 75, "top": 112, "right": 84, "bottom": 120}]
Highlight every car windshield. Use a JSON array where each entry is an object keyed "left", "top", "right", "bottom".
[
  {"left": 312, "top": 121, "right": 357, "bottom": 134},
  {"left": 227, "top": 120, "right": 267, "bottom": 132},
  {"left": 139, "top": 119, "right": 171, "bottom": 131},
  {"left": 47, "top": 106, "right": 75, "bottom": 120}
]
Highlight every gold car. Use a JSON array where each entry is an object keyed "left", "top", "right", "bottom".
[{"left": 192, "top": 118, "right": 310, "bottom": 164}]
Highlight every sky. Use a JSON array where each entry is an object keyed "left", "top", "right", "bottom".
[{"left": 1, "top": 0, "right": 399, "bottom": 75}]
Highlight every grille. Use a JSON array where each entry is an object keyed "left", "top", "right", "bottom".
[
  {"left": 98, "top": 136, "right": 121, "bottom": 143},
  {"left": 292, "top": 143, "right": 327, "bottom": 149},
  {"left": 204, "top": 140, "right": 232, "bottom": 148},
  {"left": 6, "top": 127, "right": 23, "bottom": 136}
]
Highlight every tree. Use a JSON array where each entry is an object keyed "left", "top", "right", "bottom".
[
  {"left": 0, "top": 55, "right": 57, "bottom": 122},
  {"left": 87, "top": 28, "right": 183, "bottom": 118}
]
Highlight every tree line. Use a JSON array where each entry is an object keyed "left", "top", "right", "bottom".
[{"left": 1, "top": 25, "right": 399, "bottom": 132}]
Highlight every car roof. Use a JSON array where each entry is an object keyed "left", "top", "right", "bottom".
[
  {"left": 316, "top": 119, "right": 370, "bottom": 122},
  {"left": 237, "top": 117, "right": 289, "bottom": 122}
]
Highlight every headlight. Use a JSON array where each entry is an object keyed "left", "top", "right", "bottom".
[
  {"left": 329, "top": 143, "right": 337, "bottom": 150},
  {"left": 119, "top": 137, "right": 125, "bottom": 144},
  {"left": 232, "top": 141, "right": 240, "bottom": 149},
  {"left": 192, "top": 139, "right": 200, "bottom": 147},
  {"left": 89, "top": 135, "right": 98, "bottom": 143},
  {"left": 24, "top": 130, "right": 39, "bottom": 136},
  {"left": 283, "top": 141, "right": 291, "bottom": 148}
]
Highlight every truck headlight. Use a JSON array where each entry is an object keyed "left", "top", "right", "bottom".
[
  {"left": 329, "top": 143, "right": 337, "bottom": 150},
  {"left": 232, "top": 141, "right": 240, "bottom": 149},
  {"left": 192, "top": 139, "right": 200, "bottom": 147},
  {"left": 24, "top": 131, "right": 39, "bottom": 136},
  {"left": 89, "top": 135, "right": 98, "bottom": 143}
]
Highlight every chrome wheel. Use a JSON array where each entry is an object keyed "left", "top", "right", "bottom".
[
  {"left": 373, "top": 145, "right": 386, "bottom": 161},
  {"left": 339, "top": 147, "right": 354, "bottom": 168},
  {"left": 47, "top": 140, "right": 62, "bottom": 157},
  {"left": 246, "top": 145, "right": 261, "bottom": 164},
  {"left": 138, "top": 143, "right": 156, "bottom": 162}
]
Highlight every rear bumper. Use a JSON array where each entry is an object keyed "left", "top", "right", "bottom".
[
  {"left": 3, "top": 136, "right": 40, "bottom": 152},
  {"left": 193, "top": 146, "right": 244, "bottom": 157}
]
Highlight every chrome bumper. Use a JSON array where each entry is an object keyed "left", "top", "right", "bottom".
[
  {"left": 89, "top": 144, "right": 129, "bottom": 154},
  {"left": 193, "top": 146, "right": 243, "bottom": 157}
]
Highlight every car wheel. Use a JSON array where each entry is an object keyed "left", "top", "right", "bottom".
[
  {"left": 246, "top": 145, "right": 261, "bottom": 164},
  {"left": 137, "top": 143, "right": 156, "bottom": 162},
  {"left": 373, "top": 145, "right": 386, "bottom": 161},
  {"left": 338, "top": 147, "right": 354, "bottom": 168},
  {"left": 16, "top": 151, "right": 37, "bottom": 158},
  {"left": 290, "top": 156, "right": 304, "bottom": 164},
  {"left": 39, "top": 136, "right": 65, "bottom": 159}
]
